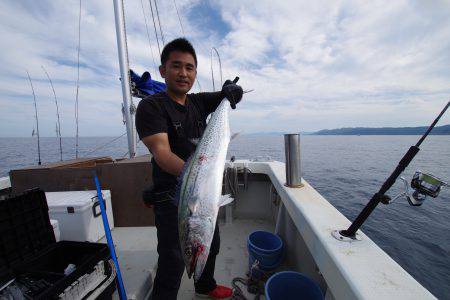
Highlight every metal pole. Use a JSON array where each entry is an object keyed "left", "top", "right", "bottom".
[
  {"left": 284, "top": 134, "right": 303, "bottom": 187},
  {"left": 112, "top": 0, "right": 136, "bottom": 158},
  {"left": 75, "top": 0, "right": 82, "bottom": 159}
]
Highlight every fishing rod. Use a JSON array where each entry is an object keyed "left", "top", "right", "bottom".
[
  {"left": 26, "top": 70, "right": 41, "bottom": 166},
  {"left": 211, "top": 47, "right": 223, "bottom": 91},
  {"left": 42, "top": 66, "right": 63, "bottom": 161},
  {"left": 335, "top": 101, "right": 449, "bottom": 241}
]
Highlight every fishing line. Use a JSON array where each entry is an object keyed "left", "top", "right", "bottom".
[
  {"left": 121, "top": 140, "right": 142, "bottom": 158},
  {"left": 173, "top": 0, "right": 185, "bottom": 36},
  {"left": 171, "top": 0, "right": 206, "bottom": 92},
  {"left": 84, "top": 132, "right": 127, "bottom": 157},
  {"left": 153, "top": 0, "right": 165, "bottom": 45},
  {"left": 148, "top": 0, "right": 161, "bottom": 56},
  {"left": 139, "top": 0, "right": 159, "bottom": 75}
]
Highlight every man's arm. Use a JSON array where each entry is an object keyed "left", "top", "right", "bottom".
[
  {"left": 193, "top": 91, "right": 223, "bottom": 115},
  {"left": 142, "top": 133, "right": 185, "bottom": 177},
  {"left": 193, "top": 79, "right": 243, "bottom": 116}
]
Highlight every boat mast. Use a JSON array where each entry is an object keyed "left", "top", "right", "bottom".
[
  {"left": 112, "top": 0, "right": 136, "bottom": 158},
  {"left": 75, "top": 0, "right": 82, "bottom": 159}
]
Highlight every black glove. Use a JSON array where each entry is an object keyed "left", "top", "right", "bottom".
[{"left": 221, "top": 77, "right": 243, "bottom": 109}]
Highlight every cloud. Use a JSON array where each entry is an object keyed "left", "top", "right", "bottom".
[{"left": 0, "top": 0, "right": 449, "bottom": 137}]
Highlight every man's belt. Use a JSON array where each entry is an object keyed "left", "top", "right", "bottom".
[{"left": 142, "top": 186, "right": 173, "bottom": 206}]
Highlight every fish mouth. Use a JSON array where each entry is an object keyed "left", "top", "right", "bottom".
[{"left": 187, "top": 243, "right": 205, "bottom": 279}]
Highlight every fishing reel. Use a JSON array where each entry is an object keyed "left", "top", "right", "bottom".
[{"left": 383, "top": 171, "right": 448, "bottom": 206}]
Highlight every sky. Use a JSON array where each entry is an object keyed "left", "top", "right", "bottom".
[{"left": 0, "top": 0, "right": 449, "bottom": 137}]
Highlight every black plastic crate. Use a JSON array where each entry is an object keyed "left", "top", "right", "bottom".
[
  {"left": 0, "top": 188, "right": 55, "bottom": 274},
  {"left": 0, "top": 188, "right": 114, "bottom": 299}
]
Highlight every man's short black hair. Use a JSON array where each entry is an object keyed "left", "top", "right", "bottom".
[{"left": 161, "top": 38, "right": 197, "bottom": 66}]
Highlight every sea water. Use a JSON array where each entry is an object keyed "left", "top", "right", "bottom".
[{"left": 0, "top": 135, "right": 449, "bottom": 299}]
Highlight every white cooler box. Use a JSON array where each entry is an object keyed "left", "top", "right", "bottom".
[
  {"left": 45, "top": 190, "right": 114, "bottom": 242},
  {"left": 50, "top": 219, "right": 61, "bottom": 242}
]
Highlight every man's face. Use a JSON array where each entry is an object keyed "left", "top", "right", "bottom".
[{"left": 160, "top": 51, "right": 197, "bottom": 96}]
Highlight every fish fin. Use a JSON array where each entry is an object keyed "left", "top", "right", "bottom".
[
  {"left": 172, "top": 154, "right": 194, "bottom": 206},
  {"left": 219, "top": 194, "right": 234, "bottom": 207},
  {"left": 189, "top": 138, "right": 200, "bottom": 146},
  {"left": 188, "top": 201, "right": 198, "bottom": 214},
  {"left": 171, "top": 181, "right": 181, "bottom": 206},
  {"left": 231, "top": 132, "right": 240, "bottom": 141}
]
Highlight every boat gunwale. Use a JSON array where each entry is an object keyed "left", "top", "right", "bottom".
[{"left": 229, "top": 160, "right": 436, "bottom": 300}]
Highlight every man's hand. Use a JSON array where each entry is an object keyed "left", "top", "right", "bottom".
[
  {"left": 221, "top": 78, "right": 243, "bottom": 109},
  {"left": 141, "top": 133, "right": 185, "bottom": 177}
]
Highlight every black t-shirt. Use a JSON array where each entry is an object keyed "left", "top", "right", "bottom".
[{"left": 136, "top": 91, "right": 223, "bottom": 190}]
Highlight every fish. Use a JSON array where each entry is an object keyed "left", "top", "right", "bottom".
[{"left": 175, "top": 98, "right": 235, "bottom": 281}]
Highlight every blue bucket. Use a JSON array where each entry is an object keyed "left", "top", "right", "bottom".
[
  {"left": 265, "top": 271, "right": 324, "bottom": 300},
  {"left": 247, "top": 231, "right": 283, "bottom": 275}
]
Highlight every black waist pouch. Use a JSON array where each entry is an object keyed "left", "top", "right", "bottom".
[{"left": 142, "top": 185, "right": 173, "bottom": 206}]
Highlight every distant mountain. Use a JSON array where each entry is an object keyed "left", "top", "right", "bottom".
[{"left": 313, "top": 124, "right": 450, "bottom": 135}]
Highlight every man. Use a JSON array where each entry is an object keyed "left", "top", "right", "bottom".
[{"left": 136, "top": 38, "right": 243, "bottom": 299}]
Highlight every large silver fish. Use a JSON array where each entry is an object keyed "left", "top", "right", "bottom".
[{"left": 176, "top": 98, "right": 234, "bottom": 281}]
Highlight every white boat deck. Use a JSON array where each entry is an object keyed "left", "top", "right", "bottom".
[
  {"left": 101, "top": 227, "right": 157, "bottom": 300},
  {"left": 106, "top": 219, "right": 273, "bottom": 300},
  {"left": 179, "top": 219, "right": 273, "bottom": 299}
]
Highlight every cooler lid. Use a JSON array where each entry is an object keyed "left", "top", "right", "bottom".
[
  {"left": 45, "top": 190, "right": 108, "bottom": 213},
  {"left": 0, "top": 188, "right": 56, "bottom": 282}
]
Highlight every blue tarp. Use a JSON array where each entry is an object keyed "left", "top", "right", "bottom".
[{"left": 130, "top": 69, "right": 166, "bottom": 96}]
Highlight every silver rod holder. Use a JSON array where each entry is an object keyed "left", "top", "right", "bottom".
[{"left": 284, "top": 134, "right": 303, "bottom": 188}]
